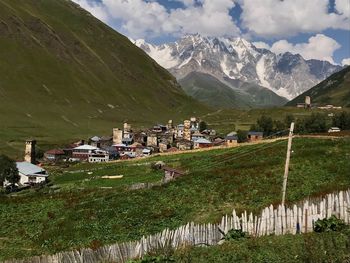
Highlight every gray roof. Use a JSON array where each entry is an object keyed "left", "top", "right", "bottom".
[
  {"left": 194, "top": 138, "right": 212, "bottom": 144},
  {"left": 248, "top": 131, "right": 264, "bottom": 136},
  {"left": 16, "top": 162, "right": 46, "bottom": 176},
  {"left": 90, "top": 136, "right": 101, "bottom": 142}
]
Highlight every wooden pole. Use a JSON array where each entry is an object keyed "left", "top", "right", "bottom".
[{"left": 282, "top": 122, "right": 295, "bottom": 206}]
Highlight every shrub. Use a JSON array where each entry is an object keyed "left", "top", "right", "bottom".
[
  {"left": 314, "top": 216, "right": 346, "bottom": 233},
  {"left": 220, "top": 229, "right": 248, "bottom": 241}
]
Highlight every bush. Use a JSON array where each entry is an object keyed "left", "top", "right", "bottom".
[
  {"left": 314, "top": 216, "right": 346, "bottom": 233},
  {"left": 220, "top": 229, "right": 248, "bottom": 241}
]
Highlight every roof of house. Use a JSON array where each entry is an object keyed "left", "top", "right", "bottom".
[
  {"left": 73, "top": 145, "right": 98, "bottom": 151},
  {"left": 113, "top": 143, "right": 127, "bottom": 147},
  {"left": 194, "top": 138, "right": 212, "bottom": 144},
  {"left": 90, "top": 136, "right": 101, "bottom": 142},
  {"left": 248, "top": 131, "right": 264, "bottom": 136},
  {"left": 45, "top": 149, "right": 65, "bottom": 155},
  {"left": 16, "top": 162, "right": 47, "bottom": 176},
  {"left": 162, "top": 166, "right": 185, "bottom": 175},
  {"left": 227, "top": 131, "right": 237, "bottom": 136}
]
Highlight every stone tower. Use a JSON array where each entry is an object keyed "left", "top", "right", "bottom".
[
  {"left": 113, "top": 128, "right": 123, "bottom": 145},
  {"left": 24, "top": 140, "right": 36, "bottom": 164},
  {"left": 183, "top": 120, "right": 191, "bottom": 141},
  {"left": 123, "top": 122, "right": 132, "bottom": 139},
  {"left": 305, "top": 96, "right": 311, "bottom": 108}
]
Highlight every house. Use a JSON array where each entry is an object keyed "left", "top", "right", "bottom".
[
  {"left": 89, "top": 136, "right": 101, "bottom": 147},
  {"left": 193, "top": 138, "right": 212, "bottom": 149},
  {"left": 159, "top": 141, "right": 169, "bottom": 153},
  {"left": 72, "top": 145, "right": 99, "bottom": 161},
  {"left": 248, "top": 131, "right": 263, "bottom": 142},
  {"left": 147, "top": 133, "right": 158, "bottom": 147},
  {"left": 113, "top": 144, "right": 136, "bottom": 156},
  {"left": 44, "top": 149, "right": 66, "bottom": 162},
  {"left": 122, "top": 137, "right": 134, "bottom": 146},
  {"left": 99, "top": 136, "right": 113, "bottom": 148},
  {"left": 88, "top": 150, "right": 109, "bottom": 163},
  {"left": 225, "top": 132, "right": 238, "bottom": 147},
  {"left": 328, "top": 127, "right": 341, "bottom": 133},
  {"left": 162, "top": 166, "right": 185, "bottom": 182},
  {"left": 191, "top": 131, "right": 206, "bottom": 142},
  {"left": 9, "top": 162, "right": 48, "bottom": 186},
  {"left": 175, "top": 124, "right": 184, "bottom": 139},
  {"left": 176, "top": 139, "right": 192, "bottom": 151}
]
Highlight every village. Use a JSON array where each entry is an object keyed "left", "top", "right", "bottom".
[{"left": 3, "top": 117, "right": 265, "bottom": 189}]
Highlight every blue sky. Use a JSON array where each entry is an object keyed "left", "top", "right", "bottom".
[{"left": 74, "top": 0, "right": 350, "bottom": 65}]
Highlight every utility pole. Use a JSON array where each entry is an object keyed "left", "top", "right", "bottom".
[{"left": 282, "top": 122, "right": 295, "bottom": 206}]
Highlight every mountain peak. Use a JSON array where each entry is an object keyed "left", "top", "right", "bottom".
[{"left": 134, "top": 36, "right": 342, "bottom": 99}]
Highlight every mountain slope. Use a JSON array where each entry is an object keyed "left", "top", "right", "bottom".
[
  {"left": 0, "top": 0, "right": 207, "bottom": 156},
  {"left": 179, "top": 72, "right": 287, "bottom": 109},
  {"left": 134, "top": 35, "right": 341, "bottom": 100},
  {"left": 286, "top": 66, "right": 350, "bottom": 107}
]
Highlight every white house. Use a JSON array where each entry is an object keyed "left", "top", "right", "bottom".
[{"left": 3, "top": 162, "right": 49, "bottom": 187}]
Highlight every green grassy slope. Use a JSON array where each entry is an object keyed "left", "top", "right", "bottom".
[
  {"left": 287, "top": 66, "right": 350, "bottom": 107},
  {"left": 0, "top": 0, "right": 207, "bottom": 158},
  {"left": 179, "top": 72, "right": 287, "bottom": 109},
  {"left": 1, "top": 137, "right": 349, "bottom": 260},
  {"left": 138, "top": 230, "right": 350, "bottom": 262}
]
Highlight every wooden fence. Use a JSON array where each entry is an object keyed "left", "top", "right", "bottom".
[{"left": 5, "top": 189, "right": 350, "bottom": 263}]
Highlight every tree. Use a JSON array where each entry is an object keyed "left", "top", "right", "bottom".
[
  {"left": 333, "top": 112, "right": 350, "bottom": 130},
  {"left": 253, "top": 115, "right": 274, "bottom": 136},
  {"left": 0, "top": 155, "right": 19, "bottom": 186},
  {"left": 284, "top": 114, "right": 295, "bottom": 129},
  {"left": 236, "top": 130, "right": 248, "bottom": 143},
  {"left": 199, "top": 121, "right": 208, "bottom": 132}
]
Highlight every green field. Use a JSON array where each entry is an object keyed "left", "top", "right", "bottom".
[
  {"left": 0, "top": 137, "right": 349, "bottom": 260},
  {"left": 132, "top": 229, "right": 350, "bottom": 263}
]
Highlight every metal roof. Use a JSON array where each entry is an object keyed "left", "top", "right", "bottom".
[
  {"left": 90, "top": 136, "right": 101, "bottom": 142},
  {"left": 73, "top": 145, "right": 98, "bottom": 150},
  {"left": 248, "top": 131, "right": 264, "bottom": 136},
  {"left": 194, "top": 138, "right": 212, "bottom": 144},
  {"left": 16, "top": 162, "right": 46, "bottom": 176}
]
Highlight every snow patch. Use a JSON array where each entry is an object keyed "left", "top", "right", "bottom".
[{"left": 256, "top": 56, "right": 272, "bottom": 89}]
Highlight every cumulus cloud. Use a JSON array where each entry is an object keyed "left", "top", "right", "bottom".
[
  {"left": 342, "top": 58, "right": 350, "bottom": 66},
  {"left": 72, "top": 0, "right": 240, "bottom": 39},
  {"left": 269, "top": 34, "right": 341, "bottom": 64},
  {"left": 239, "top": 0, "right": 350, "bottom": 37}
]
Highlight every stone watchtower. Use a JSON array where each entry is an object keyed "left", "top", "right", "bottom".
[
  {"left": 24, "top": 139, "right": 36, "bottom": 164},
  {"left": 113, "top": 128, "right": 123, "bottom": 145},
  {"left": 183, "top": 120, "right": 191, "bottom": 141}
]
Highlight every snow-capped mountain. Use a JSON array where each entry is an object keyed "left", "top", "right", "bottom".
[{"left": 133, "top": 34, "right": 341, "bottom": 100}]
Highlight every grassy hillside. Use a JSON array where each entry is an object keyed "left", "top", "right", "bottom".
[
  {"left": 135, "top": 229, "right": 350, "bottom": 262},
  {"left": 1, "top": 137, "right": 349, "bottom": 260},
  {"left": 179, "top": 72, "right": 287, "bottom": 109},
  {"left": 0, "top": 0, "right": 207, "bottom": 158},
  {"left": 287, "top": 66, "right": 350, "bottom": 107}
]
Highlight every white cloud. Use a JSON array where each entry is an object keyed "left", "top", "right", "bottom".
[
  {"left": 252, "top": 41, "right": 270, "bottom": 50},
  {"left": 239, "top": 0, "right": 350, "bottom": 37},
  {"left": 342, "top": 58, "right": 350, "bottom": 66},
  {"left": 72, "top": 0, "right": 240, "bottom": 39},
  {"left": 335, "top": 0, "right": 350, "bottom": 19},
  {"left": 269, "top": 34, "right": 341, "bottom": 64},
  {"left": 72, "top": 0, "right": 109, "bottom": 22}
]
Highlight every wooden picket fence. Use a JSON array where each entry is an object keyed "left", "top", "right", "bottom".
[{"left": 5, "top": 189, "right": 350, "bottom": 263}]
